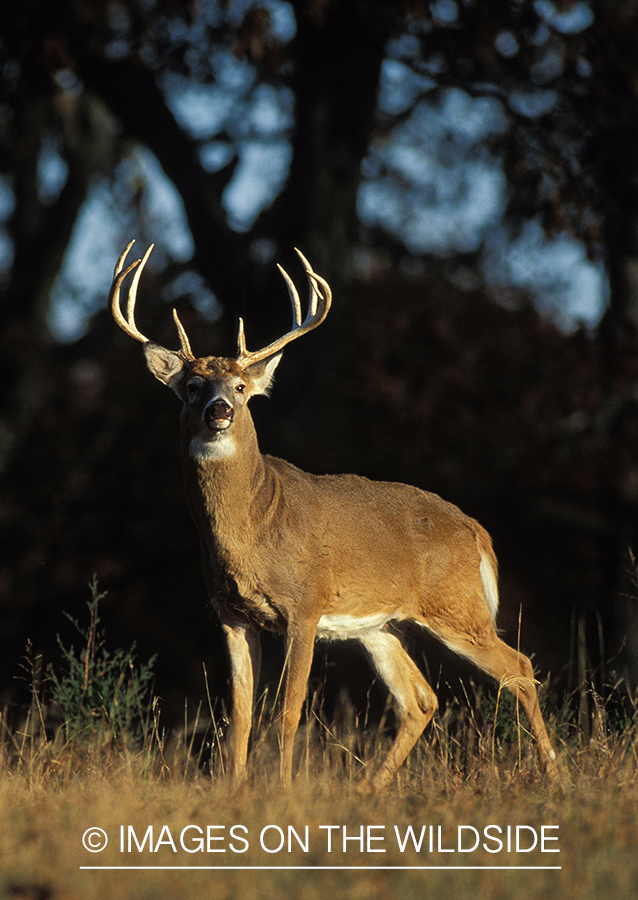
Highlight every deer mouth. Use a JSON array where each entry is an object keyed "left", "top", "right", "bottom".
[{"left": 205, "top": 400, "right": 235, "bottom": 431}]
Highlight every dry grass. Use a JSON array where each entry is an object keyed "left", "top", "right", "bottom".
[
  {"left": 2, "top": 682, "right": 638, "bottom": 900},
  {"left": 2, "top": 585, "right": 638, "bottom": 900}
]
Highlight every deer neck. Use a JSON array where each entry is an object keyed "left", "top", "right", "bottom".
[{"left": 181, "top": 413, "right": 269, "bottom": 558}]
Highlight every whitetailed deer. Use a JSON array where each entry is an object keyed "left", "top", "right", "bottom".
[{"left": 109, "top": 242, "right": 558, "bottom": 789}]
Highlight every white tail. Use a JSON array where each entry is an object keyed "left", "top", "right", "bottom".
[
  {"left": 109, "top": 242, "right": 558, "bottom": 789},
  {"left": 479, "top": 545, "right": 499, "bottom": 620}
]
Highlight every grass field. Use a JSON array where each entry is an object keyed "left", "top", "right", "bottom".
[
  {"left": 1, "top": 588, "right": 638, "bottom": 899},
  {"left": 1, "top": 732, "right": 637, "bottom": 900}
]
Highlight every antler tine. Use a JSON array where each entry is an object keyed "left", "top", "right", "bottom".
[
  {"left": 278, "top": 262, "right": 304, "bottom": 328},
  {"left": 127, "top": 244, "right": 154, "bottom": 328},
  {"left": 235, "top": 249, "right": 332, "bottom": 366},
  {"left": 172, "top": 309, "right": 195, "bottom": 361},
  {"left": 294, "top": 247, "right": 327, "bottom": 318},
  {"left": 236, "top": 317, "right": 248, "bottom": 357}
]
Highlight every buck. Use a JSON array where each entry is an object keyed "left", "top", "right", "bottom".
[{"left": 109, "top": 241, "right": 558, "bottom": 789}]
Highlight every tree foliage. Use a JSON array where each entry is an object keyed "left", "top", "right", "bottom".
[{"left": 2, "top": 1, "right": 638, "bottom": 714}]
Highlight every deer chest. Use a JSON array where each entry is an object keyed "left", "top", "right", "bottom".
[{"left": 208, "top": 563, "right": 286, "bottom": 632}]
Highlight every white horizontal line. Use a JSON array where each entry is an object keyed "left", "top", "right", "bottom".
[{"left": 80, "top": 865, "right": 561, "bottom": 871}]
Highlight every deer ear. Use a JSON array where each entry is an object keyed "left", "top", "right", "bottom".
[
  {"left": 243, "top": 352, "right": 282, "bottom": 396},
  {"left": 144, "top": 343, "right": 187, "bottom": 395}
]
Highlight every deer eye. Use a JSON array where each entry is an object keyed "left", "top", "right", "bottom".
[
  {"left": 235, "top": 383, "right": 246, "bottom": 395},
  {"left": 187, "top": 380, "right": 202, "bottom": 398}
]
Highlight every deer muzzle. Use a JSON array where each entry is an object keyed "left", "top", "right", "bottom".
[{"left": 205, "top": 399, "right": 235, "bottom": 431}]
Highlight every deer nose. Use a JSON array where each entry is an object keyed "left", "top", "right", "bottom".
[{"left": 205, "top": 399, "right": 235, "bottom": 430}]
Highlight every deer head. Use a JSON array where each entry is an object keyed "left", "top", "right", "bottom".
[{"left": 108, "top": 242, "right": 332, "bottom": 462}]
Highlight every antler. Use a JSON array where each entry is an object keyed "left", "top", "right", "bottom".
[
  {"left": 109, "top": 241, "right": 195, "bottom": 361},
  {"left": 236, "top": 248, "right": 332, "bottom": 366}
]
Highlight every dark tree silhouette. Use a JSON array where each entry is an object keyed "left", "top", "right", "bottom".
[{"left": 2, "top": 1, "right": 638, "bottom": 724}]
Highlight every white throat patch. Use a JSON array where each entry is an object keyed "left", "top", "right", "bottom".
[{"left": 190, "top": 433, "right": 236, "bottom": 462}]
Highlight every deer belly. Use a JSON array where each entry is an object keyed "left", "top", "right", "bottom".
[{"left": 316, "top": 611, "right": 398, "bottom": 641}]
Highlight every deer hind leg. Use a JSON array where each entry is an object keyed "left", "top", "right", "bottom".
[
  {"left": 359, "top": 629, "right": 438, "bottom": 791},
  {"left": 428, "top": 619, "right": 558, "bottom": 780},
  {"left": 222, "top": 621, "right": 261, "bottom": 785}
]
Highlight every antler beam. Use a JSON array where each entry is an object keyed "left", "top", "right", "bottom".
[
  {"left": 109, "top": 241, "right": 194, "bottom": 361},
  {"left": 235, "top": 248, "right": 332, "bottom": 366}
]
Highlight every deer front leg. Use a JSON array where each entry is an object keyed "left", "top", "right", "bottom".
[
  {"left": 279, "top": 620, "right": 317, "bottom": 787},
  {"left": 222, "top": 621, "right": 261, "bottom": 785}
]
